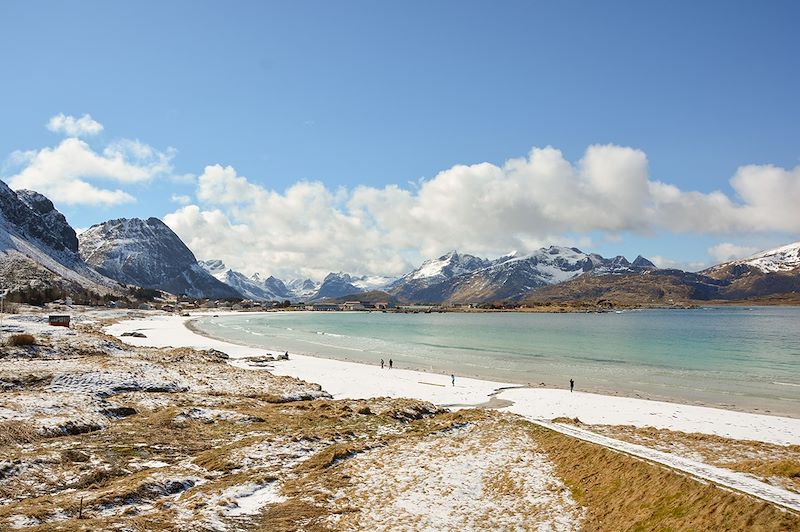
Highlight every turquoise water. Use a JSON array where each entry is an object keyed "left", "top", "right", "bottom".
[{"left": 193, "top": 307, "right": 800, "bottom": 416}]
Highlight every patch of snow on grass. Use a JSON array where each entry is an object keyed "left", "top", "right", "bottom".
[
  {"left": 330, "top": 421, "right": 584, "bottom": 531},
  {"left": 223, "top": 481, "right": 285, "bottom": 516}
]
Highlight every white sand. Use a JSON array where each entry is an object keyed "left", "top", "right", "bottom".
[{"left": 107, "top": 312, "right": 800, "bottom": 446}]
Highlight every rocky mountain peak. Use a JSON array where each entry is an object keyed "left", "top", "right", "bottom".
[
  {"left": 80, "top": 218, "right": 239, "bottom": 299},
  {"left": 632, "top": 255, "right": 656, "bottom": 268}
]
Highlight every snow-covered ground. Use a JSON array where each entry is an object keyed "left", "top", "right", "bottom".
[
  {"left": 327, "top": 420, "right": 584, "bottom": 530},
  {"left": 108, "top": 312, "right": 800, "bottom": 446}
]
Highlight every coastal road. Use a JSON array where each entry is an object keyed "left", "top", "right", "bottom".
[{"left": 528, "top": 418, "right": 800, "bottom": 513}]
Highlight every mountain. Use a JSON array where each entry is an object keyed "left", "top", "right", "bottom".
[
  {"left": 389, "top": 251, "right": 490, "bottom": 302},
  {"left": 704, "top": 242, "right": 800, "bottom": 277},
  {"left": 351, "top": 275, "right": 397, "bottom": 292},
  {"left": 525, "top": 269, "right": 727, "bottom": 306},
  {"left": 287, "top": 278, "right": 319, "bottom": 301},
  {"left": 388, "top": 247, "right": 656, "bottom": 303},
  {"left": 0, "top": 180, "right": 123, "bottom": 302},
  {"left": 701, "top": 242, "right": 800, "bottom": 300},
  {"left": 198, "top": 260, "right": 295, "bottom": 301},
  {"left": 308, "top": 272, "right": 398, "bottom": 301},
  {"left": 312, "top": 272, "right": 364, "bottom": 300},
  {"left": 526, "top": 242, "right": 800, "bottom": 305},
  {"left": 79, "top": 218, "right": 241, "bottom": 299},
  {"left": 259, "top": 276, "right": 293, "bottom": 301}
]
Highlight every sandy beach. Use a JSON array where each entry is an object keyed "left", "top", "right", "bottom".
[{"left": 108, "top": 311, "right": 800, "bottom": 446}]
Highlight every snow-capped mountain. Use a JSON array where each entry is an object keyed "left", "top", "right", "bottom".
[
  {"left": 198, "top": 260, "right": 295, "bottom": 301},
  {"left": 529, "top": 242, "right": 800, "bottom": 305},
  {"left": 705, "top": 242, "right": 800, "bottom": 276},
  {"left": 263, "top": 276, "right": 294, "bottom": 301},
  {"left": 0, "top": 180, "right": 123, "bottom": 300},
  {"left": 311, "top": 272, "right": 364, "bottom": 300},
  {"left": 351, "top": 275, "right": 396, "bottom": 291},
  {"left": 306, "top": 272, "right": 398, "bottom": 301},
  {"left": 453, "top": 246, "right": 659, "bottom": 302},
  {"left": 287, "top": 278, "right": 319, "bottom": 301},
  {"left": 79, "top": 218, "right": 240, "bottom": 299},
  {"left": 389, "top": 251, "right": 490, "bottom": 301},
  {"left": 698, "top": 242, "right": 800, "bottom": 300},
  {"left": 388, "top": 247, "right": 657, "bottom": 303}
]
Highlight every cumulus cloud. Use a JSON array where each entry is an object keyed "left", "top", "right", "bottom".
[
  {"left": 46, "top": 113, "right": 104, "bottom": 137},
  {"left": 4, "top": 136, "right": 175, "bottom": 206},
  {"left": 164, "top": 145, "right": 800, "bottom": 279},
  {"left": 707, "top": 243, "right": 760, "bottom": 263},
  {"left": 196, "top": 164, "right": 263, "bottom": 204}
]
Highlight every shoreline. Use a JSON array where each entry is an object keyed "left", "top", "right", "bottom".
[
  {"left": 105, "top": 311, "right": 800, "bottom": 446},
  {"left": 184, "top": 312, "right": 799, "bottom": 419}
]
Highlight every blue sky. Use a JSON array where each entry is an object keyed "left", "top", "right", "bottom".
[{"left": 1, "top": 1, "right": 798, "bottom": 278}]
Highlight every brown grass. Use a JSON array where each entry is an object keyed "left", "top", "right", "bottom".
[
  {"left": 526, "top": 421, "right": 800, "bottom": 530},
  {"left": 0, "top": 420, "right": 40, "bottom": 446},
  {"left": 7, "top": 333, "right": 36, "bottom": 346},
  {"left": 587, "top": 424, "right": 800, "bottom": 493}
]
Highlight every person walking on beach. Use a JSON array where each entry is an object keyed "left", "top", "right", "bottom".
[
  {"left": 451, "top": 373, "right": 455, "bottom": 386},
  {"left": 381, "top": 359, "right": 384, "bottom": 369},
  {"left": 570, "top": 378, "right": 574, "bottom": 392},
  {"left": 389, "top": 358, "right": 393, "bottom": 369}
]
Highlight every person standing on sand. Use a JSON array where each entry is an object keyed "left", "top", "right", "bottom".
[
  {"left": 451, "top": 373, "right": 455, "bottom": 386},
  {"left": 570, "top": 378, "right": 574, "bottom": 392},
  {"left": 389, "top": 358, "right": 393, "bottom": 369},
  {"left": 381, "top": 359, "right": 384, "bottom": 369}
]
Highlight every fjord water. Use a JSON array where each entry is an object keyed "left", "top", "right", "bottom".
[{"left": 194, "top": 307, "right": 800, "bottom": 416}]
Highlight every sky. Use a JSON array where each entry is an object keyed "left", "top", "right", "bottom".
[{"left": 1, "top": 1, "right": 798, "bottom": 280}]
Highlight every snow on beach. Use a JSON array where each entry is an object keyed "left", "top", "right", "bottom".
[{"left": 108, "top": 312, "right": 800, "bottom": 446}]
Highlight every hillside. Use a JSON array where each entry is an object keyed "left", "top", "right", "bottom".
[
  {"left": 79, "top": 218, "right": 241, "bottom": 299},
  {"left": 0, "top": 180, "right": 123, "bottom": 303}
]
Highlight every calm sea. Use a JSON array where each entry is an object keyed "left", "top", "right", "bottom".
[{"left": 193, "top": 307, "right": 800, "bottom": 416}]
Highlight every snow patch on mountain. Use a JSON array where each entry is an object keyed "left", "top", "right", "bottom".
[
  {"left": 197, "top": 261, "right": 295, "bottom": 301},
  {"left": 731, "top": 242, "right": 800, "bottom": 273},
  {"left": 79, "top": 218, "right": 240, "bottom": 299},
  {"left": 0, "top": 180, "right": 122, "bottom": 297},
  {"left": 287, "top": 278, "right": 319, "bottom": 301},
  {"left": 407, "top": 251, "right": 489, "bottom": 281}
]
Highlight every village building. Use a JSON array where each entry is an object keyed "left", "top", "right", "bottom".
[
  {"left": 306, "top": 303, "right": 339, "bottom": 311},
  {"left": 341, "top": 301, "right": 365, "bottom": 311}
]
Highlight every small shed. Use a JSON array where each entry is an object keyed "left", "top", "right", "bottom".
[{"left": 48, "top": 315, "right": 71, "bottom": 327}]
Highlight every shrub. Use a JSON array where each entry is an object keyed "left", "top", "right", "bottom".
[{"left": 7, "top": 333, "right": 36, "bottom": 346}]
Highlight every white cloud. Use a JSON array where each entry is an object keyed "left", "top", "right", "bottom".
[
  {"left": 46, "top": 113, "right": 104, "bottom": 137},
  {"left": 649, "top": 256, "right": 709, "bottom": 272},
  {"left": 171, "top": 194, "right": 192, "bottom": 205},
  {"left": 196, "top": 164, "right": 263, "bottom": 204},
  {"left": 164, "top": 144, "right": 799, "bottom": 279},
  {"left": 707, "top": 243, "right": 759, "bottom": 263},
  {"left": 4, "top": 137, "right": 174, "bottom": 206}
]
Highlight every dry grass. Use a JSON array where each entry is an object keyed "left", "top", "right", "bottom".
[
  {"left": 6, "top": 333, "right": 36, "bottom": 346},
  {"left": 527, "top": 421, "right": 800, "bottom": 531},
  {"left": 587, "top": 424, "right": 800, "bottom": 493},
  {"left": 0, "top": 420, "right": 40, "bottom": 446},
  {"left": 3, "top": 394, "right": 799, "bottom": 531}
]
